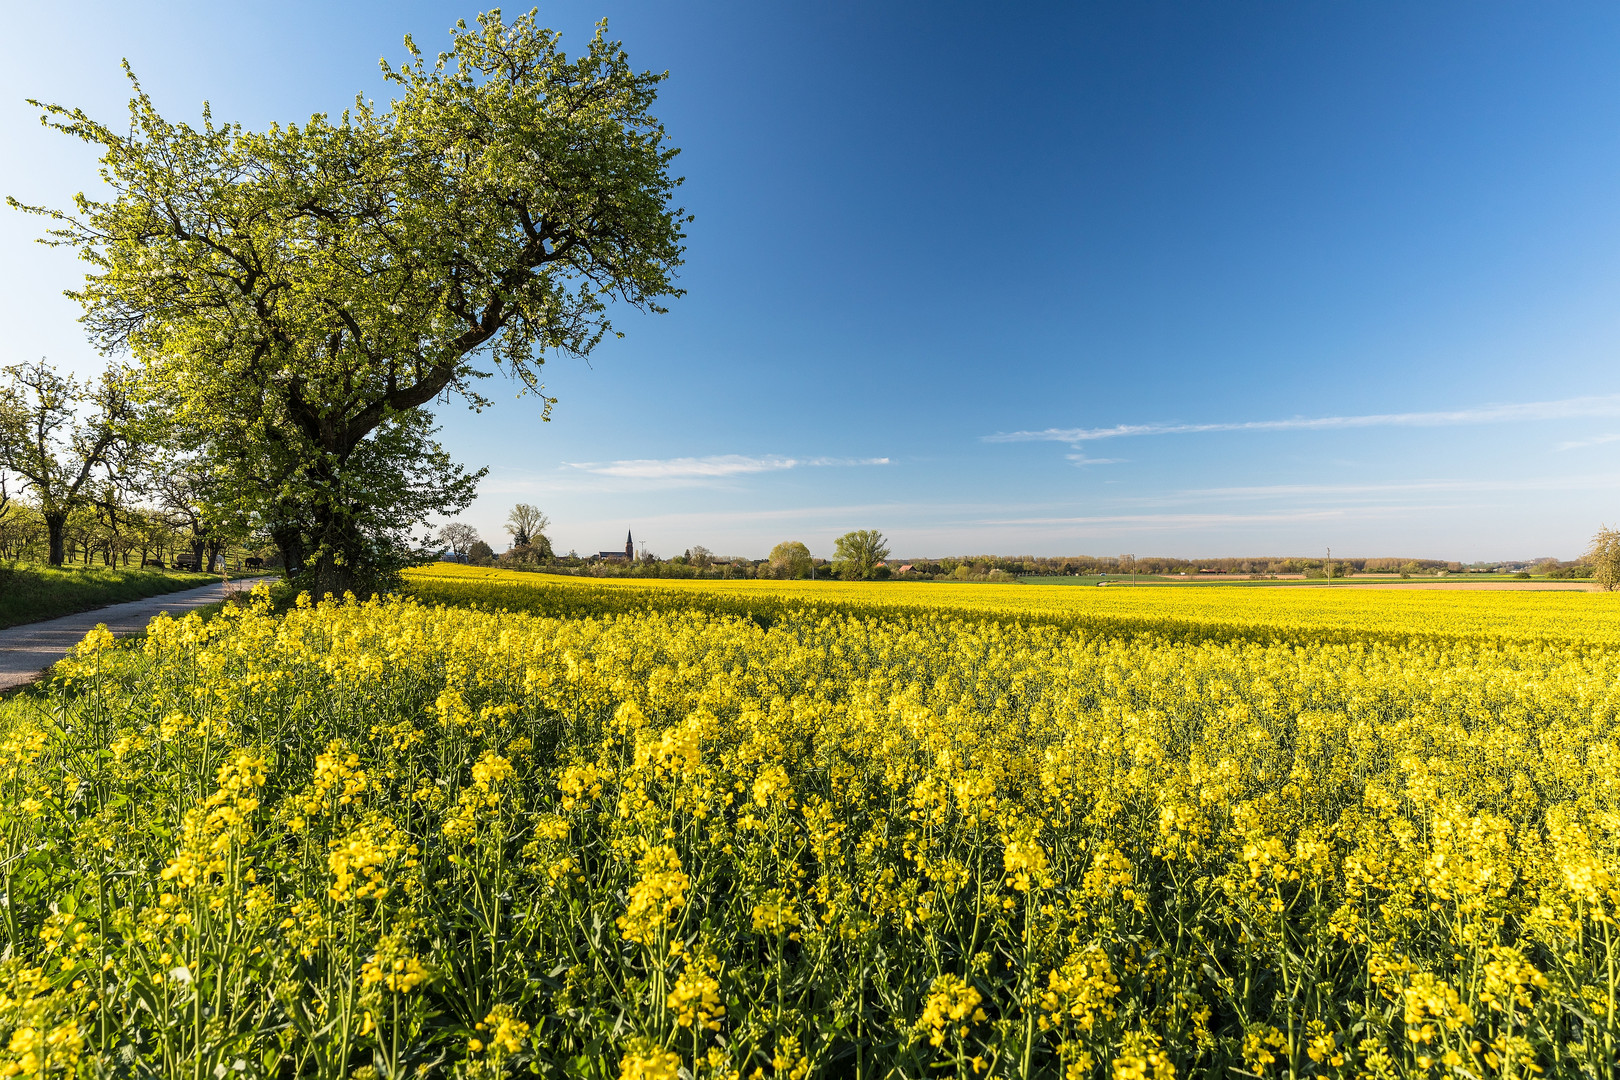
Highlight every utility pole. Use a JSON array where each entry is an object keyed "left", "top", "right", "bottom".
[{"left": 1326, "top": 546, "right": 1332, "bottom": 587}]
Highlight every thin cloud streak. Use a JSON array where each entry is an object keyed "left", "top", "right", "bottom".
[
  {"left": 984, "top": 394, "right": 1620, "bottom": 444},
  {"left": 969, "top": 506, "right": 1456, "bottom": 530},
  {"left": 1556, "top": 433, "right": 1620, "bottom": 452},
  {"left": 562, "top": 454, "right": 890, "bottom": 479},
  {"left": 1166, "top": 473, "right": 1620, "bottom": 502}
]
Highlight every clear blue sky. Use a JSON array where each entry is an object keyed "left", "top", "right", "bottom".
[{"left": 6, "top": 2, "right": 1620, "bottom": 560}]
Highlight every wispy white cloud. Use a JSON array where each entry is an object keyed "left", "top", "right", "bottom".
[
  {"left": 984, "top": 394, "right": 1620, "bottom": 444},
  {"left": 562, "top": 454, "right": 890, "bottom": 480},
  {"left": 1174, "top": 473, "right": 1620, "bottom": 500},
  {"left": 1556, "top": 433, "right": 1620, "bottom": 452},
  {"left": 1066, "top": 453, "right": 1126, "bottom": 467}
]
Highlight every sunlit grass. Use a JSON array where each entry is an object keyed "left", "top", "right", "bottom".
[{"left": 0, "top": 562, "right": 217, "bottom": 630}]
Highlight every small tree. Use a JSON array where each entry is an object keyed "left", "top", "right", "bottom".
[
  {"left": 438, "top": 522, "right": 480, "bottom": 561},
  {"left": 1588, "top": 526, "right": 1620, "bottom": 591},
  {"left": 833, "top": 530, "right": 890, "bottom": 581},
  {"left": 768, "top": 540, "right": 813, "bottom": 580},
  {"left": 468, "top": 539, "right": 496, "bottom": 566},
  {"left": 0, "top": 360, "right": 134, "bottom": 565},
  {"left": 505, "top": 504, "right": 550, "bottom": 549},
  {"left": 689, "top": 545, "right": 713, "bottom": 571}
]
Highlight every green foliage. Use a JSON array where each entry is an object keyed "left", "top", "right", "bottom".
[
  {"left": 14, "top": 10, "right": 687, "bottom": 595},
  {"left": 767, "top": 540, "right": 813, "bottom": 580},
  {"left": 0, "top": 361, "right": 135, "bottom": 565},
  {"left": 1589, "top": 526, "right": 1620, "bottom": 591},
  {"left": 0, "top": 562, "right": 215, "bottom": 630},
  {"left": 833, "top": 529, "right": 889, "bottom": 581}
]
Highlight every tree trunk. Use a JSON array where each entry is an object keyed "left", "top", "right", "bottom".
[
  {"left": 302, "top": 483, "right": 363, "bottom": 597},
  {"left": 310, "top": 549, "right": 357, "bottom": 599},
  {"left": 207, "top": 539, "right": 223, "bottom": 573},
  {"left": 272, "top": 524, "right": 307, "bottom": 583},
  {"left": 44, "top": 511, "right": 67, "bottom": 566}
]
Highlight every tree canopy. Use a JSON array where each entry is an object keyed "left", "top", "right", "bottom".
[
  {"left": 14, "top": 10, "right": 687, "bottom": 593},
  {"left": 768, "top": 540, "right": 813, "bottom": 580},
  {"left": 833, "top": 530, "right": 890, "bottom": 581},
  {"left": 1589, "top": 526, "right": 1620, "bottom": 591},
  {"left": 506, "top": 503, "right": 550, "bottom": 548}
]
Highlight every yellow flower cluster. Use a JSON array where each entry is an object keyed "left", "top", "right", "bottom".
[
  {"left": 918, "top": 974, "right": 987, "bottom": 1047},
  {"left": 328, "top": 815, "right": 407, "bottom": 902},
  {"left": 617, "top": 845, "right": 690, "bottom": 947},
  {"left": 667, "top": 957, "right": 725, "bottom": 1031},
  {"left": 621, "top": 1041, "right": 683, "bottom": 1080},
  {"left": 0, "top": 965, "right": 82, "bottom": 1079},
  {"left": 2, "top": 573, "right": 1620, "bottom": 1076},
  {"left": 469, "top": 1003, "right": 529, "bottom": 1057}
]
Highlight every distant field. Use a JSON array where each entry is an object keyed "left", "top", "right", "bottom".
[
  {"left": 404, "top": 562, "right": 1620, "bottom": 645},
  {"left": 0, "top": 562, "right": 218, "bottom": 630},
  {"left": 1020, "top": 572, "right": 1582, "bottom": 588},
  {"left": 1019, "top": 574, "right": 1184, "bottom": 586}
]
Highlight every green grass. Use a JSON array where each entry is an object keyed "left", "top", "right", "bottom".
[{"left": 0, "top": 562, "right": 219, "bottom": 630}]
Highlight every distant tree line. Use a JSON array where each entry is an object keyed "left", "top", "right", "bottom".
[
  {"left": 943, "top": 554, "right": 1593, "bottom": 579},
  {"left": 0, "top": 500, "right": 264, "bottom": 571},
  {"left": 433, "top": 522, "right": 905, "bottom": 581},
  {"left": 423, "top": 514, "right": 1601, "bottom": 585}
]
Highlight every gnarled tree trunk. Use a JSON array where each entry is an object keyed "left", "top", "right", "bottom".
[{"left": 43, "top": 510, "right": 67, "bottom": 567}]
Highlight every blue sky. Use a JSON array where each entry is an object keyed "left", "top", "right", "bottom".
[{"left": 6, "top": 2, "right": 1620, "bottom": 560}]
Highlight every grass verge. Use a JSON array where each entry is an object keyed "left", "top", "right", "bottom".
[{"left": 0, "top": 561, "right": 219, "bottom": 630}]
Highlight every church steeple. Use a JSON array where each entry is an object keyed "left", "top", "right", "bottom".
[{"left": 625, "top": 530, "right": 634, "bottom": 560}]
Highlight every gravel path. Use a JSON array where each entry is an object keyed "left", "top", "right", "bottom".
[{"left": 0, "top": 581, "right": 246, "bottom": 691}]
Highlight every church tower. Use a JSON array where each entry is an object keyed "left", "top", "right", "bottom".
[{"left": 625, "top": 530, "right": 634, "bottom": 560}]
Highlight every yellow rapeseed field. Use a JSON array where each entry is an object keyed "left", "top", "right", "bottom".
[
  {"left": 2, "top": 572, "right": 1618, "bottom": 1078},
  {"left": 405, "top": 563, "right": 1620, "bottom": 645}
]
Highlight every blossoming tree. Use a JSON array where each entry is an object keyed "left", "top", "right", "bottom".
[{"left": 13, "top": 10, "right": 688, "bottom": 593}]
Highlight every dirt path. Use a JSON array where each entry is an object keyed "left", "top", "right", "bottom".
[{"left": 0, "top": 581, "right": 244, "bottom": 691}]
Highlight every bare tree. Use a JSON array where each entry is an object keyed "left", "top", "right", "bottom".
[
  {"left": 689, "top": 544, "right": 713, "bottom": 571},
  {"left": 438, "top": 522, "right": 480, "bottom": 561},
  {"left": 505, "top": 504, "right": 550, "bottom": 549}
]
